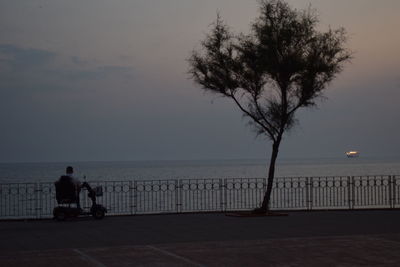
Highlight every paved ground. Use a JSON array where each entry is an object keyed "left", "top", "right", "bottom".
[{"left": 1, "top": 210, "right": 400, "bottom": 266}]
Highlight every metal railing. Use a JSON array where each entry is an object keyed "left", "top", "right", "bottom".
[{"left": 1, "top": 175, "right": 399, "bottom": 220}]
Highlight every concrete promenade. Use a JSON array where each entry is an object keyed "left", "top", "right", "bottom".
[{"left": 1, "top": 210, "right": 400, "bottom": 266}]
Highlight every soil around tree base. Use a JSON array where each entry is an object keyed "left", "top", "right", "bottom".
[{"left": 225, "top": 211, "right": 288, "bottom": 217}]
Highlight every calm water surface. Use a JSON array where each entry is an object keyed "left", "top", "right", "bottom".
[{"left": 1, "top": 157, "right": 400, "bottom": 183}]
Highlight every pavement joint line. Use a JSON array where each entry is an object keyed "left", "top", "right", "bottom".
[
  {"left": 146, "top": 245, "right": 206, "bottom": 267},
  {"left": 73, "top": 248, "right": 108, "bottom": 267}
]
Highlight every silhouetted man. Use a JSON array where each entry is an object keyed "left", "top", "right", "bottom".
[{"left": 57, "top": 166, "right": 82, "bottom": 209}]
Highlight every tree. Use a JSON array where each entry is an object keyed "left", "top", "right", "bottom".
[{"left": 188, "top": 0, "right": 351, "bottom": 213}]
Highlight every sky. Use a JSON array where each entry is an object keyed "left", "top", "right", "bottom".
[{"left": 0, "top": 0, "right": 399, "bottom": 163}]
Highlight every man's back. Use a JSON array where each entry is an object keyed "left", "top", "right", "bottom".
[{"left": 55, "top": 175, "right": 78, "bottom": 203}]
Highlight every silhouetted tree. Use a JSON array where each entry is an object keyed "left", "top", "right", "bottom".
[{"left": 188, "top": 0, "right": 351, "bottom": 213}]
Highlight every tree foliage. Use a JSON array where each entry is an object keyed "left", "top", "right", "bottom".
[{"left": 188, "top": 0, "right": 351, "bottom": 211}]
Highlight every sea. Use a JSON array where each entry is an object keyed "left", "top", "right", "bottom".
[{"left": 1, "top": 157, "right": 400, "bottom": 184}]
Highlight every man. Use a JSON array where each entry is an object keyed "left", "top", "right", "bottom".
[{"left": 57, "top": 166, "right": 82, "bottom": 209}]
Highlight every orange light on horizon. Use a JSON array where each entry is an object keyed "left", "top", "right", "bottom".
[{"left": 346, "top": 151, "right": 360, "bottom": 157}]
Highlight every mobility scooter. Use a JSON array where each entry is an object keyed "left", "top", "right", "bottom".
[{"left": 53, "top": 176, "right": 107, "bottom": 221}]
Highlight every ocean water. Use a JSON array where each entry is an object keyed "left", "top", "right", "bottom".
[{"left": 1, "top": 157, "right": 400, "bottom": 184}]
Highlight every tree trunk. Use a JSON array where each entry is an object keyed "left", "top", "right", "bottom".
[{"left": 259, "top": 140, "right": 280, "bottom": 212}]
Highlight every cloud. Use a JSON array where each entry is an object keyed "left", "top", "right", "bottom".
[
  {"left": 0, "top": 44, "right": 142, "bottom": 162},
  {"left": 0, "top": 44, "right": 55, "bottom": 70},
  {"left": 0, "top": 44, "right": 135, "bottom": 93},
  {"left": 63, "top": 65, "right": 135, "bottom": 82}
]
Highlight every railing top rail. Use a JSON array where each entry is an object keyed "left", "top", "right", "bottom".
[{"left": 1, "top": 175, "right": 400, "bottom": 186}]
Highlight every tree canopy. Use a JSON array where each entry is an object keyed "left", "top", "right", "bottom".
[{"left": 189, "top": 0, "right": 350, "bottom": 142}]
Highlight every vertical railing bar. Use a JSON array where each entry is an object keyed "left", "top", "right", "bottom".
[
  {"left": 392, "top": 175, "right": 399, "bottom": 208},
  {"left": 129, "top": 180, "right": 133, "bottom": 215},
  {"left": 306, "top": 177, "right": 310, "bottom": 210},
  {"left": 35, "top": 183, "right": 39, "bottom": 219},
  {"left": 18, "top": 184, "right": 22, "bottom": 217},
  {"left": 133, "top": 180, "right": 138, "bottom": 215},
  {"left": 389, "top": 175, "right": 393, "bottom": 209},
  {"left": 348, "top": 176, "right": 352, "bottom": 210},
  {"left": 192, "top": 180, "right": 195, "bottom": 212},
  {"left": 221, "top": 178, "right": 226, "bottom": 212},
  {"left": 324, "top": 177, "right": 328, "bottom": 208},
  {"left": 180, "top": 179, "right": 184, "bottom": 213},
  {"left": 189, "top": 180, "right": 193, "bottom": 212},
  {"left": 352, "top": 176, "right": 355, "bottom": 209},
  {"left": 361, "top": 176, "right": 364, "bottom": 208},
  {"left": 233, "top": 179, "right": 237, "bottom": 211},
  {"left": 317, "top": 177, "right": 320, "bottom": 209},
  {"left": 176, "top": 180, "right": 180, "bottom": 213},
  {"left": 371, "top": 176, "right": 374, "bottom": 206},
  {"left": 314, "top": 178, "right": 318, "bottom": 209},
  {"left": 364, "top": 176, "right": 367, "bottom": 207}
]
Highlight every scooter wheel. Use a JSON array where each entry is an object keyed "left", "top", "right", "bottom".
[
  {"left": 92, "top": 209, "right": 105, "bottom": 220},
  {"left": 55, "top": 211, "right": 67, "bottom": 221}
]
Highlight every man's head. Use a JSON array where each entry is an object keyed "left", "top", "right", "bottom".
[{"left": 66, "top": 166, "right": 74, "bottom": 174}]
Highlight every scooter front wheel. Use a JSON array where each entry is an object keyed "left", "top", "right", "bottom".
[
  {"left": 55, "top": 211, "right": 67, "bottom": 221},
  {"left": 92, "top": 209, "right": 105, "bottom": 219}
]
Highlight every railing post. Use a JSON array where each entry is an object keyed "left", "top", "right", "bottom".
[
  {"left": 176, "top": 180, "right": 181, "bottom": 213},
  {"left": 263, "top": 177, "right": 267, "bottom": 209},
  {"left": 129, "top": 181, "right": 133, "bottom": 215},
  {"left": 391, "top": 175, "right": 396, "bottom": 209},
  {"left": 35, "top": 183, "right": 41, "bottom": 219},
  {"left": 220, "top": 178, "right": 226, "bottom": 212},
  {"left": 394, "top": 175, "right": 397, "bottom": 208},
  {"left": 348, "top": 176, "right": 354, "bottom": 210},
  {"left": 388, "top": 176, "right": 392, "bottom": 209},
  {"left": 306, "top": 177, "right": 312, "bottom": 211},
  {"left": 133, "top": 180, "right": 137, "bottom": 215}
]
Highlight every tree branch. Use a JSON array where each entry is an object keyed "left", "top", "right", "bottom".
[
  {"left": 230, "top": 92, "right": 277, "bottom": 141},
  {"left": 251, "top": 90, "right": 279, "bottom": 137}
]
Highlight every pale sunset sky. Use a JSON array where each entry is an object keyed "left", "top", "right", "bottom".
[{"left": 0, "top": 0, "right": 399, "bottom": 162}]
